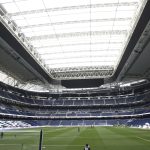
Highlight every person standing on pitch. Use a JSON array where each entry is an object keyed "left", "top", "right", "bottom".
[
  {"left": 78, "top": 127, "right": 80, "bottom": 133},
  {"left": 84, "top": 144, "right": 90, "bottom": 150},
  {"left": 1, "top": 132, "right": 3, "bottom": 139}
]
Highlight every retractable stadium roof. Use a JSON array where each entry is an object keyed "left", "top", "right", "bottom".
[{"left": 0, "top": 0, "right": 147, "bottom": 80}]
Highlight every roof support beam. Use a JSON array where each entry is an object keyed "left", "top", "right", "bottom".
[
  {"left": 36, "top": 42, "right": 122, "bottom": 49},
  {"left": 29, "top": 30, "right": 127, "bottom": 40},
  {"left": 8, "top": 2, "right": 138, "bottom": 16},
  {"left": 39, "top": 49, "right": 120, "bottom": 55},
  {"left": 20, "top": 18, "right": 131, "bottom": 29}
]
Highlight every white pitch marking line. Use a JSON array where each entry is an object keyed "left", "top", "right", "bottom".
[
  {"left": 1, "top": 130, "right": 39, "bottom": 132},
  {"left": 0, "top": 144, "right": 39, "bottom": 146},
  {"left": 0, "top": 144, "right": 83, "bottom": 147},
  {"left": 136, "top": 136, "right": 150, "bottom": 142},
  {"left": 43, "top": 144, "right": 83, "bottom": 147},
  {"left": 0, "top": 144, "right": 21, "bottom": 146}
]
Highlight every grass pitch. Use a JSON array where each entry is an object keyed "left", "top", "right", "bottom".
[{"left": 0, "top": 126, "right": 150, "bottom": 150}]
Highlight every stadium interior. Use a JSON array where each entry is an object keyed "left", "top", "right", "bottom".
[{"left": 0, "top": 0, "right": 150, "bottom": 150}]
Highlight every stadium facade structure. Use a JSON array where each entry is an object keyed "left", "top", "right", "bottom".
[{"left": 0, "top": 81, "right": 150, "bottom": 127}]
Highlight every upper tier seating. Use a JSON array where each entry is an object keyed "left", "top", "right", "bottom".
[{"left": 0, "top": 88, "right": 147, "bottom": 107}]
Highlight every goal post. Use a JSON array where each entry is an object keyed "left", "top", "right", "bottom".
[{"left": 39, "top": 129, "right": 43, "bottom": 150}]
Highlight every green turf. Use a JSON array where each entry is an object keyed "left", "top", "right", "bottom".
[{"left": 0, "top": 126, "right": 150, "bottom": 150}]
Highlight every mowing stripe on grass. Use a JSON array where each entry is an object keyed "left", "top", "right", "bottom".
[
  {"left": 43, "top": 127, "right": 71, "bottom": 132},
  {"left": 44, "top": 136, "right": 99, "bottom": 139}
]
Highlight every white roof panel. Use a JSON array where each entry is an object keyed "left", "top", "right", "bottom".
[{"left": 0, "top": 0, "right": 147, "bottom": 79}]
